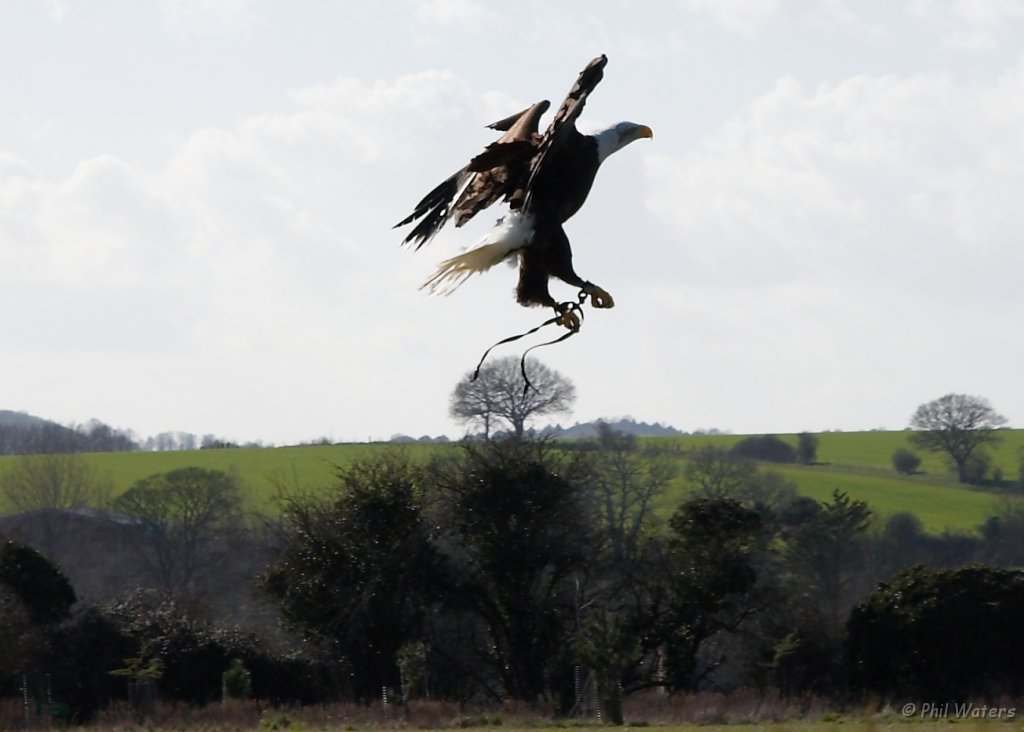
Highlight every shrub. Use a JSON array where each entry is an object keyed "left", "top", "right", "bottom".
[
  {"left": 891, "top": 448, "right": 921, "bottom": 475},
  {"left": 223, "top": 658, "right": 252, "bottom": 700},
  {"left": 848, "top": 565, "right": 1024, "bottom": 698},
  {"left": 958, "top": 451, "right": 992, "bottom": 485},
  {"left": 731, "top": 435, "right": 797, "bottom": 464},
  {"left": 0, "top": 541, "right": 76, "bottom": 625},
  {"left": 797, "top": 432, "right": 819, "bottom": 465}
]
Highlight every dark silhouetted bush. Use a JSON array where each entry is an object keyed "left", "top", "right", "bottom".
[
  {"left": 731, "top": 435, "right": 797, "bottom": 464},
  {"left": 797, "top": 432, "right": 819, "bottom": 465},
  {"left": 848, "top": 565, "right": 1024, "bottom": 699},
  {"left": 891, "top": 448, "right": 921, "bottom": 475},
  {"left": 0, "top": 540, "right": 76, "bottom": 625}
]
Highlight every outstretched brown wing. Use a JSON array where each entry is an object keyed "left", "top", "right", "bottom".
[
  {"left": 394, "top": 101, "right": 549, "bottom": 250},
  {"left": 519, "top": 55, "right": 607, "bottom": 214}
]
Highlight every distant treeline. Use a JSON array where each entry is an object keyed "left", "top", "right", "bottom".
[
  {"left": 0, "top": 417, "right": 136, "bottom": 455},
  {"left": 0, "top": 410, "right": 247, "bottom": 455}
]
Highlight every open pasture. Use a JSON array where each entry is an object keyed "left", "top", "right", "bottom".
[
  {"left": 647, "top": 428, "right": 1024, "bottom": 476},
  {"left": 64, "top": 692, "right": 1022, "bottom": 732},
  {"left": 0, "top": 430, "right": 1020, "bottom": 532}
]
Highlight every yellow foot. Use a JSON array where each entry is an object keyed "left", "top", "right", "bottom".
[
  {"left": 584, "top": 283, "right": 615, "bottom": 309},
  {"left": 554, "top": 303, "right": 581, "bottom": 331}
]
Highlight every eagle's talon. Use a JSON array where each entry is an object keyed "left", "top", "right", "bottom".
[
  {"left": 584, "top": 284, "right": 615, "bottom": 309},
  {"left": 554, "top": 304, "right": 581, "bottom": 331}
]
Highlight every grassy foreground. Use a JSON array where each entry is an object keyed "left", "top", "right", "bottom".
[
  {"left": 74, "top": 696, "right": 1022, "bottom": 731},
  {"left": 0, "top": 430, "right": 1021, "bottom": 532},
  {"left": 55, "top": 692, "right": 1020, "bottom": 731},
  {"left": 83, "top": 724, "right": 1020, "bottom": 732}
]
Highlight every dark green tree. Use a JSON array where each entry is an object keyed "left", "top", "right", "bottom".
[
  {"left": 439, "top": 440, "right": 593, "bottom": 701},
  {"left": 574, "top": 606, "right": 642, "bottom": 725},
  {"left": 874, "top": 512, "right": 931, "bottom": 576},
  {"left": 106, "top": 590, "right": 225, "bottom": 705},
  {"left": 0, "top": 584, "right": 37, "bottom": 682},
  {"left": 764, "top": 491, "right": 871, "bottom": 694},
  {"left": 891, "top": 448, "right": 921, "bottom": 475},
  {"left": 0, "top": 541, "right": 78, "bottom": 701},
  {"left": 0, "top": 540, "right": 76, "bottom": 625},
  {"left": 978, "top": 499, "right": 1024, "bottom": 566},
  {"left": 263, "top": 456, "right": 446, "bottom": 700},
  {"left": 44, "top": 607, "right": 135, "bottom": 722},
  {"left": 656, "top": 498, "right": 766, "bottom": 690},
  {"left": 785, "top": 490, "right": 872, "bottom": 630},
  {"left": 797, "top": 432, "right": 819, "bottom": 465},
  {"left": 222, "top": 658, "right": 252, "bottom": 700},
  {"left": 848, "top": 565, "right": 1024, "bottom": 699},
  {"left": 731, "top": 435, "right": 797, "bottom": 464}
]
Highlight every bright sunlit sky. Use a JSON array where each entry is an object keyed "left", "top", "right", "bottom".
[{"left": 2, "top": 1, "right": 1022, "bottom": 444}]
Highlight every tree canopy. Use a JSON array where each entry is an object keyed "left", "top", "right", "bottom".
[
  {"left": 449, "top": 356, "right": 575, "bottom": 439},
  {"left": 0, "top": 540, "right": 76, "bottom": 625},
  {"left": 114, "top": 467, "right": 245, "bottom": 599},
  {"left": 909, "top": 393, "right": 1007, "bottom": 483}
]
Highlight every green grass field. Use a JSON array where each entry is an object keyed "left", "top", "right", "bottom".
[
  {"left": 84, "top": 443, "right": 445, "bottom": 513},
  {"left": 106, "top": 723, "right": 1018, "bottom": 732},
  {"left": 80, "top": 694, "right": 1024, "bottom": 731},
  {"left": 1, "top": 430, "right": 1021, "bottom": 533},
  {"left": 647, "top": 428, "right": 1024, "bottom": 475},
  {"left": 456, "top": 725, "right": 1009, "bottom": 732},
  {"left": 639, "top": 430, "right": 1023, "bottom": 533}
]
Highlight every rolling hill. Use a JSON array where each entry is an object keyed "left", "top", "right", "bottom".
[{"left": 0, "top": 430, "right": 1020, "bottom": 533}]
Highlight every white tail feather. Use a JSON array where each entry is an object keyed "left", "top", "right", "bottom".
[{"left": 421, "top": 212, "right": 535, "bottom": 295}]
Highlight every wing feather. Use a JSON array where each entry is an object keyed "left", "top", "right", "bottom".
[
  {"left": 394, "top": 101, "right": 549, "bottom": 248},
  {"left": 520, "top": 55, "right": 607, "bottom": 214}
]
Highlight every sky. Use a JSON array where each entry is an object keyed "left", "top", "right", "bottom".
[{"left": 2, "top": 0, "right": 1023, "bottom": 445}]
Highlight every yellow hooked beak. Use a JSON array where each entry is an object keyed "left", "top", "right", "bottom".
[{"left": 637, "top": 124, "right": 654, "bottom": 140}]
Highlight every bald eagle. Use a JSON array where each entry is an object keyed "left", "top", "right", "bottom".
[{"left": 395, "top": 55, "right": 652, "bottom": 330}]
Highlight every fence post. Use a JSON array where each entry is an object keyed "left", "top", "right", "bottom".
[{"left": 22, "top": 674, "right": 30, "bottom": 727}]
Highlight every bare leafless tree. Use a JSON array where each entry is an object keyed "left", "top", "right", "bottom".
[
  {"left": 588, "top": 423, "right": 675, "bottom": 563},
  {"left": 909, "top": 393, "right": 1008, "bottom": 483},
  {"left": 113, "top": 467, "right": 245, "bottom": 599},
  {"left": 684, "top": 445, "right": 799, "bottom": 509},
  {"left": 0, "top": 453, "right": 113, "bottom": 552},
  {"left": 685, "top": 445, "right": 757, "bottom": 499},
  {"left": 449, "top": 356, "right": 575, "bottom": 439}
]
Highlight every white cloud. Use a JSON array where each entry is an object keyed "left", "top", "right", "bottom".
[
  {"left": 1, "top": 63, "right": 521, "bottom": 438},
  {"left": 679, "top": 0, "right": 884, "bottom": 36},
  {"left": 646, "top": 67, "right": 1024, "bottom": 298},
  {"left": 160, "top": 0, "right": 261, "bottom": 36},
  {"left": 681, "top": 0, "right": 782, "bottom": 34},
  {"left": 0, "top": 66, "right": 505, "bottom": 360},
  {"left": 908, "top": 0, "right": 1024, "bottom": 50},
  {"left": 409, "top": 0, "right": 498, "bottom": 29},
  {"left": 286, "top": 71, "right": 479, "bottom": 162},
  {"left": 40, "top": 0, "right": 70, "bottom": 23}
]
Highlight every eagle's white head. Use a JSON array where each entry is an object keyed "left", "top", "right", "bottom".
[{"left": 594, "top": 122, "right": 654, "bottom": 164}]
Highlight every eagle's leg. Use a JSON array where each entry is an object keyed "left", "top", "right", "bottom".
[
  {"left": 554, "top": 301, "right": 581, "bottom": 331},
  {"left": 582, "top": 281, "right": 615, "bottom": 309}
]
